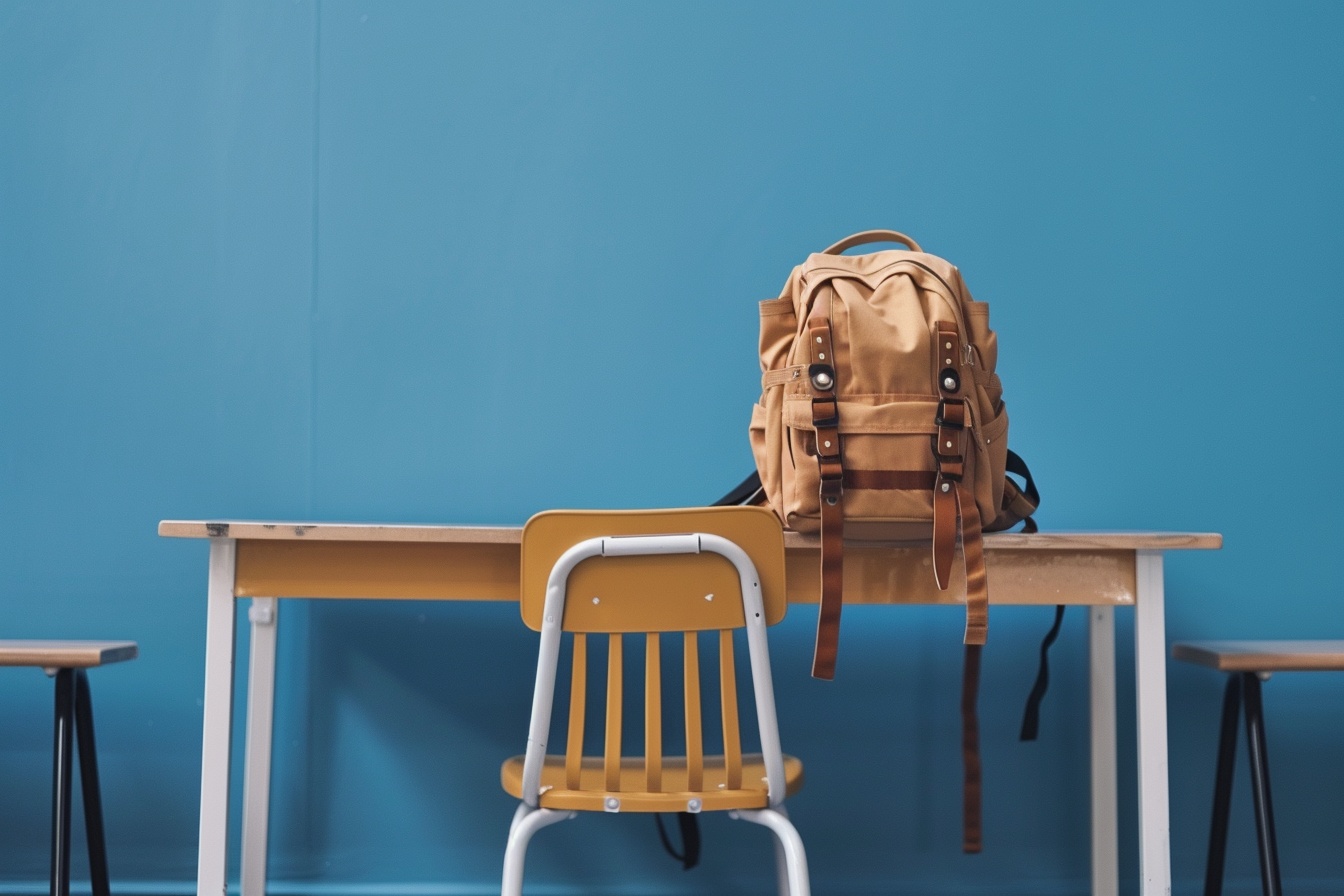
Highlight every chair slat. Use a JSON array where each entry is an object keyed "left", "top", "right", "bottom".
[
  {"left": 684, "top": 631, "right": 704, "bottom": 792},
  {"left": 645, "top": 633, "right": 662, "bottom": 792},
  {"left": 565, "top": 633, "right": 588, "bottom": 790},
  {"left": 719, "top": 629, "right": 742, "bottom": 790},
  {"left": 605, "top": 634, "right": 623, "bottom": 792}
]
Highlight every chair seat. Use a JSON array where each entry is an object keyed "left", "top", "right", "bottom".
[{"left": 501, "top": 753, "right": 805, "bottom": 812}]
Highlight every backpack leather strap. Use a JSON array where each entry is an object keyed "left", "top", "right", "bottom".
[
  {"left": 807, "top": 313, "right": 844, "bottom": 680},
  {"left": 958, "top": 476, "right": 988, "bottom": 646},
  {"left": 932, "top": 323, "right": 966, "bottom": 590},
  {"left": 961, "top": 642, "right": 984, "bottom": 853}
]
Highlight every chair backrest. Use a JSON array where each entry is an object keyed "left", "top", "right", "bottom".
[{"left": 517, "top": 506, "right": 788, "bottom": 808}]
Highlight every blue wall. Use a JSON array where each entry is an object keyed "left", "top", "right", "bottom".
[{"left": 2, "top": 2, "right": 1341, "bottom": 894}]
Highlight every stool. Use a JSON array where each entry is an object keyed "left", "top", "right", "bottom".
[
  {"left": 1171, "top": 640, "right": 1344, "bottom": 896},
  {"left": 0, "top": 640, "right": 138, "bottom": 896}
]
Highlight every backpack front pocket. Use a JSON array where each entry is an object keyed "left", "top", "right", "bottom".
[{"left": 781, "top": 396, "right": 943, "bottom": 532}]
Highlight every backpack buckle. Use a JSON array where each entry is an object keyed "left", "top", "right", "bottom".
[
  {"left": 811, "top": 397, "right": 839, "bottom": 429},
  {"left": 935, "top": 399, "right": 967, "bottom": 468},
  {"left": 935, "top": 398, "right": 966, "bottom": 430},
  {"left": 819, "top": 470, "right": 843, "bottom": 505}
]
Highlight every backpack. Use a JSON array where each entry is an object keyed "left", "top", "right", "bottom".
[
  {"left": 735, "top": 230, "right": 1040, "bottom": 852},
  {"left": 746, "top": 229, "right": 1038, "bottom": 679}
]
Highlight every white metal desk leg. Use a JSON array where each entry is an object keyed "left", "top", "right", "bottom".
[
  {"left": 1090, "top": 605, "right": 1118, "bottom": 896},
  {"left": 242, "top": 598, "right": 278, "bottom": 896},
  {"left": 1134, "top": 551, "right": 1172, "bottom": 896},
  {"left": 199, "top": 539, "right": 238, "bottom": 896}
]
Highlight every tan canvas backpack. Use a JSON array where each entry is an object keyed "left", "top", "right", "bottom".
[{"left": 746, "top": 230, "right": 1039, "bottom": 679}]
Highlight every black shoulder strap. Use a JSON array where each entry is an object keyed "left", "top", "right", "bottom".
[
  {"left": 713, "top": 471, "right": 764, "bottom": 507},
  {"left": 1006, "top": 450, "right": 1040, "bottom": 513},
  {"left": 654, "top": 813, "right": 702, "bottom": 870},
  {"left": 1019, "top": 604, "right": 1066, "bottom": 741}
]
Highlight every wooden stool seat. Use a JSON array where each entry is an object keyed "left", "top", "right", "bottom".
[
  {"left": 0, "top": 640, "right": 139, "bottom": 669},
  {"left": 1172, "top": 639, "right": 1344, "bottom": 896},
  {"left": 1, "top": 639, "right": 138, "bottom": 896},
  {"left": 1171, "top": 640, "right": 1344, "bottom": 673}
]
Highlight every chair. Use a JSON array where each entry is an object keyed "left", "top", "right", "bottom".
[
  {"left": 0, "top": 639, "right": 138, "bottom": 896},
  {"left": 1171, "top": 639, "right": 1344, "bottom": 896},
  {"left": 501, "top": 507, "right": 809, "bottom": 896}
]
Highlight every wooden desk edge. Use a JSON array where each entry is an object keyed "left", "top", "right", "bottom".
[
  {"left": 159, "top": 520, "right": 1222, "bottom": 552},
  {"left": 158, "top": 520, "right": 523, "bottom": 544}
]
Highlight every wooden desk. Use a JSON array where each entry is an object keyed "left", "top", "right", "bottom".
[{"left": 159, "top": 521, "right": 1220, "bottom": 896}]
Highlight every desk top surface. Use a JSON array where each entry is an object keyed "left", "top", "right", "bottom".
[{"left": 158, "top": 520, "right": 1222, "bottom": 552}]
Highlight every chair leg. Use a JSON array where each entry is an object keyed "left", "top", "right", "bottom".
[
  {"left": 1241, "top": 673, "right": 1283, "bottom": 896},
  {"left": 507, "top": 802, "right": 531, "bottom": 839},
  {"left": 501, "top": 806, "right": 574, "bottom": 896},
  {"left": 1203, "top": 673, "right": 1242, "bottom": 896},
  {"left": 50, "top": 669, "right": 76, "bottom": 896},
  {"left": 771, "top": 824, "right": 789, "bottom": 896},
  {"left": 731, "top": 807, "right": 811, "bottom": 896},
  {"left": 769, "top": 805, "right": 793, "bottom": 896},
  {"left": 73, "top": 671, "right": 112, "bottom": 896}
]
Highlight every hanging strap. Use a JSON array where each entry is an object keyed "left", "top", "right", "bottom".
[
  {"left": 1019, "top": 605, "right": 1067, "bottom": 741},
  {"left": 654, "top": 813, "right": 702, "bottom": 870},
  {"left": 961, "top": 643, "right": 984, "bottom": 853},
  {"left": 807, "top": 313, "right": 845, "bottom": 680},
  {"left": 957, "top": 475, "right": 989, "bottom": 853},
  {"left": 957, "top": 479, "right": 989, "bottom": 646}
]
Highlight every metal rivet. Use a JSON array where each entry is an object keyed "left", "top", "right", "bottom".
[
  {"left": 824, "top": 440, "right": 832, "bottom": 448},
  {"left": 818, "top": 352, "right": 825, "bottom": 360},
  {"left": 816, "top": 336, "right": 823, "bottom": 343},
  {"left": 945, "top": 440, "right": 952, "bottom": 449},
  {"left": 941, "top": 482, "right": 951, "bottom": 493},
  {"left": 945, "top": 341, "right": 952, "bottom": 349},
  {"left": 592, "top": 597, "right": 600, "bottom": 604},
  {"left": 812, "top": 371, "right": 833, "bottom": 390},
  {"left": 943, "top": 376, "right": 957, "bottom": 390}
]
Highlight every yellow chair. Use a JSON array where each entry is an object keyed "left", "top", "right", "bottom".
[{"left": 501, "top": 507, "right": 809, "bottom": 896}]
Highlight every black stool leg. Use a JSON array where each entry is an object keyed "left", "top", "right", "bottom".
[
  {"left": 51, "top": 669, "right": 76, "bottom": 896},
  {"left": 74, "top": 670, "right": 112, "bottom": 896},
  {"left": 1204, "top": 673, "right": 1242, "bottom": 896},
  {"left": 1242, "top": 672, "right": 1283, "bottom": 896}
]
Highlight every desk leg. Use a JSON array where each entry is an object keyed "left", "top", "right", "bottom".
[
  {"left": 242, "top": 598, "right": 278, "bottom": 896},
  {"left": 199, "top": 538, "right": 238, "bottom": 896},
  {"left": 1090, "top": 605, "right": 1119, "bottom": 896},
  {"left": 1134, "top": 551, "right": 1171, "bottom": 896}
]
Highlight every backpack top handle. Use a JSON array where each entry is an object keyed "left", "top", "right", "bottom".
[{"left": 823, "top": 230, "right": 923, "bottom": 255}]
